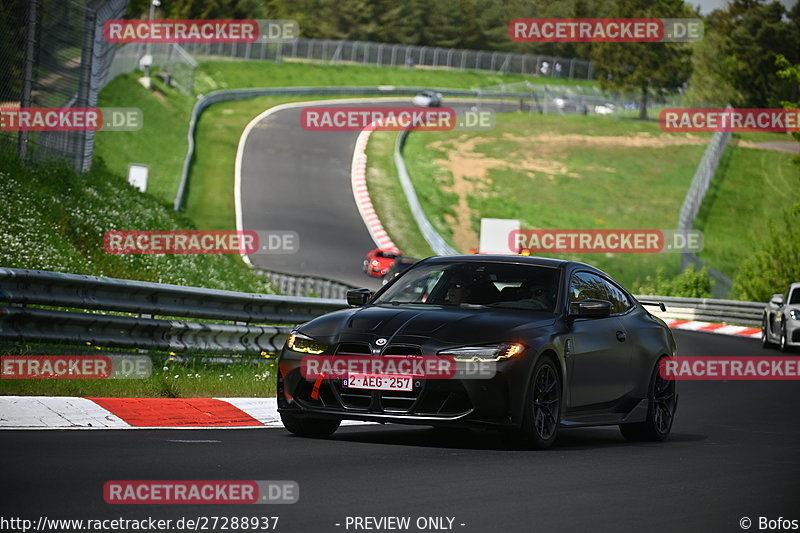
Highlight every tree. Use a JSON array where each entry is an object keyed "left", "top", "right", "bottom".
[
  {"left": 730, "top": 56, "right": 800, "bottom": 302},
  {"left": 687, "top": 0, "right": 799, "bottom": 108},
  {"left": 591, "top": 0, "right": 694, "bottom": 119},
  {"left": 731, "top": 205, "right": 800, "bottom": 302}
]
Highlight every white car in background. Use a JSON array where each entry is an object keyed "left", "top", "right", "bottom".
[
  {"left": 412, "top": 90, "right": 443, "bottom": 107},
  {"left": 762, "top": 282, "right": 800, "bottom": 351},
  {"left": 594, "top": 103, "right": 615, "bottom": 115}
]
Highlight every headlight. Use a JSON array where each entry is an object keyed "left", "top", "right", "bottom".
[
  {"left": 439, "top": 342, "right": 525, "bottom": 362},
  {"left": 286, "top": 332, "right": 327, "bottom": 354},
  {"left": 790, "top": 309, "right": 798, "bottom": 321}
]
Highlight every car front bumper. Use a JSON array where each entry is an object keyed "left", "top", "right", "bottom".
[{"left": 276, "top": 350, "right": 535, "bottom": 429}]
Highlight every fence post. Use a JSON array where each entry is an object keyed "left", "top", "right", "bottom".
[
  {"left": 74, "top": 4, "right": 97, "bottom": 173},
  {"left": 18, "top": 0, "right": 37, "bottom": 162}
]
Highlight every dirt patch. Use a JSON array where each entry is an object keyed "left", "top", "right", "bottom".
[
  {"left": 426, "top": 132, "right": 705, "bottom": 251},
  {"left": 429, "top": 137, "right": 506, "bottom": 251},
  {"left": 502, "top": 132, "right": 707, "bottom": 150}
]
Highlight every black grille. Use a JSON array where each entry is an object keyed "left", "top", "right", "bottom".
[
  {"left": 381, "top": 345, "right": 422, "bottom": 356},
  {"left": 335, "top": 343, "right": 371, "bottom": 355},
  {"left": 332, "top": 342, "right": 372, "bottom": 409},
  {"left": 378, "top": 345, "right": 423, "bottom": 412}
]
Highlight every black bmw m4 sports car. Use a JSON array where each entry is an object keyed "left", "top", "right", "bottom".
[{"left": 277, "top": 256, "right": 677, "bottom": 449}]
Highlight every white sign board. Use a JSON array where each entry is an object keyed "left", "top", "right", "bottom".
[
  {"left": 479, "top": 218, "right": 520, "bottom": 254},
  {"left": 128, "top": 164, "right": 148, "bottom": 193}
]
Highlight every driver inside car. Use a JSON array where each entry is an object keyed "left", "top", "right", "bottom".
[
  {"left": 518, "top": 279, "right": 552, "bottom": 309},
  {"left": 446, "top": 272, "right": 475, "bottom": 304}
]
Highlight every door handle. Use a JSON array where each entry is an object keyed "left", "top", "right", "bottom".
[{"left": 616, "top": 330, "right": 627, "bottom": 342}]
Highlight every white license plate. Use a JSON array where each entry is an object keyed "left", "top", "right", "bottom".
[{"left": 343, "top": 373, "right": 413, "bottom": 391}]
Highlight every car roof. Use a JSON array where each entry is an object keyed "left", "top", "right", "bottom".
[{"left": 418, "top": 254, "right": 603, "bottom": 274}]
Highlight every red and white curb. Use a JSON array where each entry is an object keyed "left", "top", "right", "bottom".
[
  {"left": 0, "top": 396, "right": 369, "bottom": 430},
  {"left": 350, "top": 125, "right": 398, "bottom": 251},
  {"left": 664, "top": 320, "right": 761, "bottom": 339}
]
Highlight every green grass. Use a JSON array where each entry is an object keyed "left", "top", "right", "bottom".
[
  {"left": 0, "top": 140, "right": 272, "bottom": 292},
  {"left": 96, "top": 60, "right": 595, "bottom": 232},
  {"left": 364, "top": 131, "right": 435, "bottom": 259},
  {"left": 194, "top": 61, "right": 598, "bottom": 94},
  {"left": 0, "top": 359, "right": 276, "bottom": 398},
  {"left": 95, "top": 73, "right": 195, "bottom": 206},
  {"left": 694, "top": 136, "right": 800, "bottom": 279},
  {"left": 188, "top": 94, "right": 367, "bottom": 229},
  {"left": 398, "top": 113, "right": 714, "bottom": 288}
]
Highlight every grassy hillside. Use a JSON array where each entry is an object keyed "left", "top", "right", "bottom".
[
  {"left": 379, "top": 114, "right": 797, "bottom": 292},
  {"left": 393, "top": 113, "right": 713, "bottom": 289},
  {"left": 0, "top": 141, "right": 272, "bottom": 293},
  {"left": 96, "top": 62, "right": 589, "bottom": 231},
  {"left": 194, "top": 60, "right": 597, "bottom": 93},
  {"left": 94, "top": 74, "right": 195, "bottom": 207},
  {"left": 695, "top": 136, "right": 800, "bottom": 280}
]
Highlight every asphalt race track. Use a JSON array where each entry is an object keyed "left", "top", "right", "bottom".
[
  {"left": 3, "top": 331, "right": 798, "bottom": 533},
  {"left": 238, "top": 98, "right": 518, "bottom": 289}
]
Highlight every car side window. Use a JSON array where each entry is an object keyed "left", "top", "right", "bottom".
[
  {"left": 790, "top": 288, "right": 800, "bottom": 305},
  {"left": 569, "top": 272, "right": 610, "bottom": 303},
  {"left": 602, "top": 279, "right": 633, "bottom": 314}
]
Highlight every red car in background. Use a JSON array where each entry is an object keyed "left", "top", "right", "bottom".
[{"left": 363, "top": 248, "right": 401, "bottom": 277}]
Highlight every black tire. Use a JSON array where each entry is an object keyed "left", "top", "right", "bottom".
[
  {"left": 517, "top": 356, "right": 561, "bottom": 450},
  {"left": 761, "top": 315, "right": 774, "bottom": 349},
  {"left": 780, "top": 323, "right": 788, "bottom": 352},
  {"left": 280, "top": 412, "right": 340, "bottom": 438},
  {"left": 620, "top": 357, "right": 677, "bottom": 442}
]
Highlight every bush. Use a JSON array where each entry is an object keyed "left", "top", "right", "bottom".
[
  {"left": 731, "top": 205, "right": 800, "bottom": 302},
  {"left": 634, "top": 263, "right": 713, "bottom": 298}
]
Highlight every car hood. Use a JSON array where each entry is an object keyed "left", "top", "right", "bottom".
[{"left": 298, "top": 304, "right": 556, "bottom": 347}]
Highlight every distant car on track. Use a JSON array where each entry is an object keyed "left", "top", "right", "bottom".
[
  {"left": 412, "top": 90, "right": 443, "bottom": 107},
  {"left": 278, "top": 255, "right": 678, "bottom": 449},
  {"left": 363, "top": 248, "right": 402, "bottom": 278},
  {"left": 762, "top": 282, "right": 800, "bottom": 351},
  {"left": 594, "top": 103, "right": 615, "bottom": 115},
  {"left": 382, "top": 256, "right": 420, "bottom": 285}
]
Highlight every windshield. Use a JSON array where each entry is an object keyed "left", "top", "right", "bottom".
[{"left": 374, "top": 261, "right": 560, "bottom": 312}]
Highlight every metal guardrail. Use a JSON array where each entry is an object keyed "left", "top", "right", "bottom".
[
  {"left": 263, "top": 271, "right": 354, "bottom": 299},
  {"left": 677, "top": 107, "right": 733, "bottom": 297},
  {"left": 394, "top": 129, "right": 458, "bottom": 256},
  {"left": 0, "top": 268, "right": 346, "bottom": 354},
  {"left": 0, "top": 268, "right": 764, "bottom": 356},
  {"left": 637, "top": 295, "right": 762, "bottom": 328}
]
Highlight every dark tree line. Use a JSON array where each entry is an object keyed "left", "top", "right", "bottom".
[{"left": 2, "top": 0, "right": 797, "bottom": 114}]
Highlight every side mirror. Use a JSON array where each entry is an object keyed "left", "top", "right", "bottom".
[
  {"left": 346, "top": 288, "right": 373, "bottom": 307},
  {"left": 770, "top": 294, "right": 784, "bottom": 306},
  {"left": 569, "top": 299, "right": 613, "bottom": 319}
]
